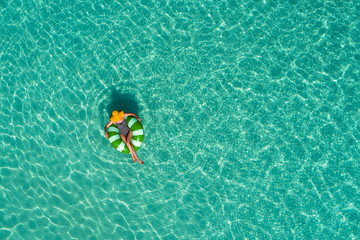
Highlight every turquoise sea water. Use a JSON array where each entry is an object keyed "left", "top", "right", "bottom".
[{"left": 1, "top": 0, "right": 360, "bottom": 239}]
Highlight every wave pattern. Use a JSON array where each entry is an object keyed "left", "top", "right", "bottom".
[{"left": 0, "top": 0, "right": 360, "bottom": 239}]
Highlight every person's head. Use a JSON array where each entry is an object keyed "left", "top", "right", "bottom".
[{"left": 110, "top": 110, "right": 124, "bottom": 122}]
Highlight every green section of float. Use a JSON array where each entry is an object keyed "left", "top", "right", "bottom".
[{"left": 107, "top": 116, "right": 144, "bottom": 154}]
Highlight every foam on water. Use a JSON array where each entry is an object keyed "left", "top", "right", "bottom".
[{"left": 1, "top": 0, "right": 360, "bottom": 239}]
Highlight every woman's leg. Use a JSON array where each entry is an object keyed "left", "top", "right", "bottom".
[
  {"left": 126, "top": 130, "right": 143, "bottom": 164},
  {"left": 120, "top": 134, "right": 135, "bottom": 163}
]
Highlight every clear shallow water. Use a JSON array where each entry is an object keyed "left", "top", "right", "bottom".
[{"left": 1, "top": 0, "right": 360, "bottom": 239}]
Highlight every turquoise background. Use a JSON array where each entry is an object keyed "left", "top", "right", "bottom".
[{"left": 1, "top": 0, "right": 360, "bottom": 239}]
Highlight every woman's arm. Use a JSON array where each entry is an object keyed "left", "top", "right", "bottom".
[
  {"left": 124, "top": 113, "right": 141, "bottom": 122},
  {"left": 104, "top": 121, "right": 113, "bottom": 138}
]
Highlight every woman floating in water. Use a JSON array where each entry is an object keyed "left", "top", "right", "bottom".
[{"left": 105, "top": 110, "right": 144, "bottom": 164}]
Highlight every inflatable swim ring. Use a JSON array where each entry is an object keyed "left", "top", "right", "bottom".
[{"left": 107, "top": 116, "right": 144, "bottom": 154}]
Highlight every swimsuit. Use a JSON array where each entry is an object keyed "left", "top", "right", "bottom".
[{"left": 115, "top": 120, "right": 130, "bottom": 136}]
